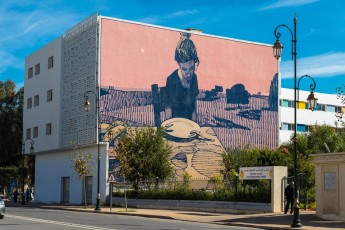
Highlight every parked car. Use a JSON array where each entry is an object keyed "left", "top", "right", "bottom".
[{"left": 0, "top": 197, "right": 5, "bottom": 219}]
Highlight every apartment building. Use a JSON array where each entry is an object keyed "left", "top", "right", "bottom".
[{"left": 279, "top": 88, "right": 343, "bottom": 144}]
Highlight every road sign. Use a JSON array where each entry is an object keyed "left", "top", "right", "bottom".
[
  {"left": 107, "top": 173, "right": 116, "bottom": 183},
  {"left": 10, "top": 179, "right": 17, "bottom": 187}
]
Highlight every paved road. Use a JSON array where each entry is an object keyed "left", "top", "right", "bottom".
[{"left": 1, "top": 207, "right": 263, "bottom": 230}]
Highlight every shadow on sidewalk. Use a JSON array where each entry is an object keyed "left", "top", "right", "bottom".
[{"left": 217, "top": 212, "right": 345, "bottom": 229}]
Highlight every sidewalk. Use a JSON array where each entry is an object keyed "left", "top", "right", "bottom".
[{"left": 7, "top": 201, "right": 345, "bottom": 230}]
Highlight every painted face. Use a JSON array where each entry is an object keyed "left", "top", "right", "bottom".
[{"left": 178, "top": 60, "right": 195, "bottom": 81}]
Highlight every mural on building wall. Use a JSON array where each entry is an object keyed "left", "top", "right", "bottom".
[{"left": 100, "top": 18, "right": 278, "bottom": 179}]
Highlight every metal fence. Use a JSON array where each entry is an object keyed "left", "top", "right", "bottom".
[{"left": 282, "top": 174, "right": 308, "bottom": 210}]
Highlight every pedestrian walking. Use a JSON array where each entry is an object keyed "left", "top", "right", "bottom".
[
  {"left": 26, "top": 188, "right": 31, "bottom": 203},
  {"left": 13, "top": 189, "right": 18, "bottom": 203},
  {"left": 284, "top": 181, "right": 294, "bottom": 214}
]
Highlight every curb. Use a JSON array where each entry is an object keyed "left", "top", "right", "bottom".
[
  {"left": 38, "top": 206, "right": 298, "bottom": 230},
  {"left": 39, "top": 206, "right": 175, "bottom": 220}
]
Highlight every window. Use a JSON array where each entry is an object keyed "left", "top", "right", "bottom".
[
  {"left": 335, "top": 106, "right": 343, "bottom": 113},
  {"left": 34, "top": 95, "right": 39, "bottom": 107},
  {"left": 316, "top": 104, "right": 326, "bottom": 111},
  {"left": 306, "top": 125, "right": 312, "bottom": 132},
  {"left": 26, "top": 128, "right": 31, "bottom": 139},
  {"left": 28, "top": 67, "right": 33, "bottom": 79},
  {"left": 46, "top": 123, "right": 52, "bottom": 135},
  {"left": 282, "top": 123, "right": 307, "bottom": 132},
  {"left": 297, "top": 102, "right": 306, "bottom": 109},
  {"left": 297, "top": 124, "right": 307, "bottom": 132},
  {"left": 281, "top": 100, "right": 295, "bottom": 108},
  {"left": 47, "top": 89, "right": 53, "bottom": 102},
  {"left": 325, "top": 105, "right": 335, "bottom": 112},
  {"left": 35, "top": 63, "right": 40, "bottom": 75},
  {"left": 281, "top": 123, "right": 295, "bottom": 131},
  {"left": 48, "top": 56, "right": 54, "bottom": 69},
  {"left": 288, "top": 101, "right": 295, "bottom": 108},
  {"left": 27, "top": 97, "right": 32, "bottom": 109},
  {"left": 33, "top": 126, "right": 38, "bottom": 138}
]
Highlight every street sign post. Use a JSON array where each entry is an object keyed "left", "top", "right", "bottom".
[
  {"left": 107, "top": 174, "right": 116, "bottom": 211},
  {"left": 10, "top": 179, "right": 17, "bottom": 188}
]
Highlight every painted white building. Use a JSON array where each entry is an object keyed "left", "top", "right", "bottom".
[
  {"left": 24, "top": 14, "right": 110, "bottom": 205},
  {"left": 23, "top": 13, "right": 344, "bottom": 205},
  {"left": 279, "top": 88, "right": 343, "bottom": 144}
]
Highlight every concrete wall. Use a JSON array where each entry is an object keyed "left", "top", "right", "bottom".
[
  {"left": 271, "top": 166, "right": 288, "bottom": 212},
  {"left": 111, "top": 198, "right": 272, "bottom": 214},
  {"left": 312, "top": 152, "right": 345, "bottom": 221},
  {"left": 35, "top": 143, "right": 109, "bottom": 205}
]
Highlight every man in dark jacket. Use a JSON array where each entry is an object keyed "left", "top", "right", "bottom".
[{"left": 284, "top": 181, "right": 294, "bottom": 214}]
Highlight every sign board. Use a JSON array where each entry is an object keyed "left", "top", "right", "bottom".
[
  {"left": 324, "top": 172, "right": 336, "bottom": 190},
  {"left": 10, "top": 178, "right": 17, "bottom": 187},
  {"left": 107, "top": 173, "right": 116, "bottom": 183},
  {"left": 239, "top": 166, "right": 273, "bottom": 180}
]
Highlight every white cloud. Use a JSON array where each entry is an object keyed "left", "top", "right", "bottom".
[
  {"left": 0, "top": 1, "right": 80, "bottom": 72},
  {"left": 281, "top": 52, "right": 345, "bottom": 78},
  {"left": 260, "top": 0, "right": 320, "bottom": 11},
  {"left": 138, "top": 15, "right": 162, "bottom": 24},
  {"left": 166, "top": 10, "right": 199, "bottom": 19},
  {"left": 139, "top": 9, "right": 199, "bottom": 24}
]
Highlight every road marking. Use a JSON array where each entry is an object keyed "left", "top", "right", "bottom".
[
  {"left": 6, "top": 214, "right": 117, "bottom": 230},
  {"left": 66, "top": 215, "right": 94, "bottom": 220}
]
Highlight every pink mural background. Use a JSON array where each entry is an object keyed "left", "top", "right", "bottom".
[
  {"left": 100, "top": 18, "right": 279, "bottom": 178},
  {"left": 100, "top": 18, "right": 277, "bottom": 94}
]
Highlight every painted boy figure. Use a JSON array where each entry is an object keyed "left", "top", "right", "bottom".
[{"left": 165, "top": 33, "right": 199, "bottom": 121}]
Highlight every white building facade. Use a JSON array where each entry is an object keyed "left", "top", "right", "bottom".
[
  {"left": 24, "top": 14, "right": 110, "bottom": 205},
  {"left": 279, "top": 88, "right": 343, "bottom": 144}
]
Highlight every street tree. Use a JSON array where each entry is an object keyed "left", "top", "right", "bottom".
[
  {"left": 70, "top": 143, "right": 95, "bottom": 209},
  {"left": 281, "top": 124, "right": 345, "bottom": 202},
  {"left": 306, "top": 124, "right": 345, "bottom": 153},
  {"left": 0, "top": 80, "right": 27, "bottom": 194},
  {"left": 0, "top": 80, "right": 23, "bottom": 166},
  {"left": 222, "top": 146, "right": 292, "bottom": 174},
  {"left": 115, "top": 127, "right": 173, "bottom": 190}
]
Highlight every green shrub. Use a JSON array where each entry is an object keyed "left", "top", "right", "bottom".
[{"left": 113, "top": 185, "right": 270, "bottom": 203}]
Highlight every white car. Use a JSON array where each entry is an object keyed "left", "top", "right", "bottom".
[{"left": 0, "top": 197, "right": 5, "bottom": 219}]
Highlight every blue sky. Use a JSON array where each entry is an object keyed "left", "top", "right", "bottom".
[{"left": 0, "top": 0, "right": 344, "bottom": 94}]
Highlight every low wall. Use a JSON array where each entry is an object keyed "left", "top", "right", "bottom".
[{"left": 110, "top": 197, "right": 272, "bottom": 214}]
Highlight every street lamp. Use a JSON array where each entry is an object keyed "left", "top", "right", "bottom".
[
  {"left": 273, "top": 16, "right": 317, "bottom": 228},
  {"left": 22, "top": 138, "right": 34, "bottom": 205},
  {"left": 83, "top": 90, "right": 101, "bottom": 211}
]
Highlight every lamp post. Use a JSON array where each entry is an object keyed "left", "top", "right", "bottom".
[
  {"left": 83, "top": 90, "right": 101, "bottom": 211},
  {"left": 22, "top": 138, "right": 34, "bottom": 205},
  {"left": 273, "top": 16, "right": 317, "bottom": 228}
]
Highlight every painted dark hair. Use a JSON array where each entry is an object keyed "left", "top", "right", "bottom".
[{"left": 175, "top": 33, "right": 199, "bottom": 65}]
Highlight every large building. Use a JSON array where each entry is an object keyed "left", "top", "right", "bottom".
[
  {"left": 279, "top": 88, "right": 343, "bottom": 144},
  {"left": 23, "top": 13, "right": 342, "bottom": 205}
]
